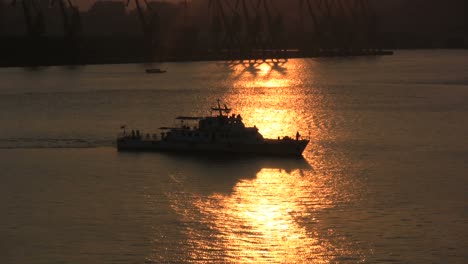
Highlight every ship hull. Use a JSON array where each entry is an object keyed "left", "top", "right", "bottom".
[{"left": 117, "top": 138, "right": 309, "bottom": 157}]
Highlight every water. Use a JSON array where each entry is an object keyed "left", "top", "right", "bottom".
[{"left": 1, "top": 50, "right": 467, "bottom": 263}]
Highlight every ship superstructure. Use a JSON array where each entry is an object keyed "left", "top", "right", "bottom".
[{"left": 117, "top": 100, "right": 309, "bottom": 156}]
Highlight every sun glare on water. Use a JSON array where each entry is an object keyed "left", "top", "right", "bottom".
[
  {"left": 148, "top": 59, "right": 362, "bottom": 263},
  {"left": 218, "top": 60, "right": 316, "bottom": 139},
  {"left": 187, "top": 168, "right": 334, "bottom": 263}
]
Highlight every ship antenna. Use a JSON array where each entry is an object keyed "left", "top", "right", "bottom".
[{"left": 217, "top": 98, "right": 222, "bottom": 116}]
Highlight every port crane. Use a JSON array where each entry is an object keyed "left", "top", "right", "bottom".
[
  {"left": 11, "top": 0, "right": 45, "bottom": 38},
  {"left": 333, "top": 0, "right": 353, "bottom": 51},
  {"left": 359, "top": 0, "right": 379, "bottom": 52},
  {"left": 344, "top": 0, "right": 370, "bottom": 52},
  {"left": 239, "top": 0, "right": 263, "bottom": 59},
  {"left": 223, "top": 0, "right": 243, "bottom": 55},
  {"left": 209, "top": 0, "right": 239, "bottom": 55},
  {"left": 299, "top": 0, "right": 322, "bottom": 52},
  {"left": 50, "top": 0, "right": 81, "bottom": 42},
  {"left": 262, "top": 0, "right": 284, "bottom": 52},
  {"left": 171, "top": 0, "right": 200, "bottom": 59},
  {"left": 208, "top": 0, "right": 222, "bottom": 52},
  {"left": 126, "top": 0, "right": 160, "bottom": 59},
  {"left": 298, "top": 0, "right": 379, "bottom": 54}
]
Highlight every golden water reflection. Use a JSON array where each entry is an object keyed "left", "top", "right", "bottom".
[
  {"left": 153, "top": 154, "right": 364, "bottom": 263},
  {"left": 218, "top": 60, "right": 322, "bottom": 140},
  {"left": 179, "top": 167, "right": 336, "bottom": 263},
  {"left": 157, "top": 59, "right": 361, "bottom": 262},
  {"left": 227, "top": 60, "right": 299, "bottom": 89}
]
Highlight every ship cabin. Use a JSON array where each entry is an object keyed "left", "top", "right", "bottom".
[{"left": 161, "top": 103, "right": 264, "bottom": 143}]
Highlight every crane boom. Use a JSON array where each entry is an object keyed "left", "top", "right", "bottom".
[{"left": 12, "top": 0, "right": 45, "bottom": 38}]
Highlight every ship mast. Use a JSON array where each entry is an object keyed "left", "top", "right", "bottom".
[{"left": 211, "top": 99, "right": 231, "bottom": 116}]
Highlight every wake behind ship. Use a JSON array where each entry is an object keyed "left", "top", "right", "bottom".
[{"left": 117, "top": 100, "right": 309, "bottom": 156}]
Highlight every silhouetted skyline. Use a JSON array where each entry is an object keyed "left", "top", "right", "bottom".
[
  {"left": 2, "top": 0, "right": 466, "bottom": 42},
  {"left": 0, "top": 0, "right": 466, "bottom": 67}
]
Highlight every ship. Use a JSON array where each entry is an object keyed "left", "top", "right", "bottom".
[{"left": 117, "top": 100, "right": 309, "bottom": 156}]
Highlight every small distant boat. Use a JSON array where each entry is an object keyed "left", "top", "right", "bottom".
[
  {"left": 145, "top": 68, "right": 166, "bottom": 74},
  {"left": 117, "top": 100, "right": 310, "bottom": 156}
]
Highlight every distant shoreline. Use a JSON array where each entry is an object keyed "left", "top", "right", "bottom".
[
  {"left": 0, "top": 51, "right": 393, "bottom": 68},
  {"left": 0, "top": 37, "right": 394, "bottom": 68},
  {"left": 4, "top": 48, "right": 468, "bottom": 69}
]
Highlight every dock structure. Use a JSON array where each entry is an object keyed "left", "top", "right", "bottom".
[
  {"left": 204, "top": 0, "right": 392, "bottom": 62},
  {"left": 0, "top": 0, "right": 394, "bottom": 67}
]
